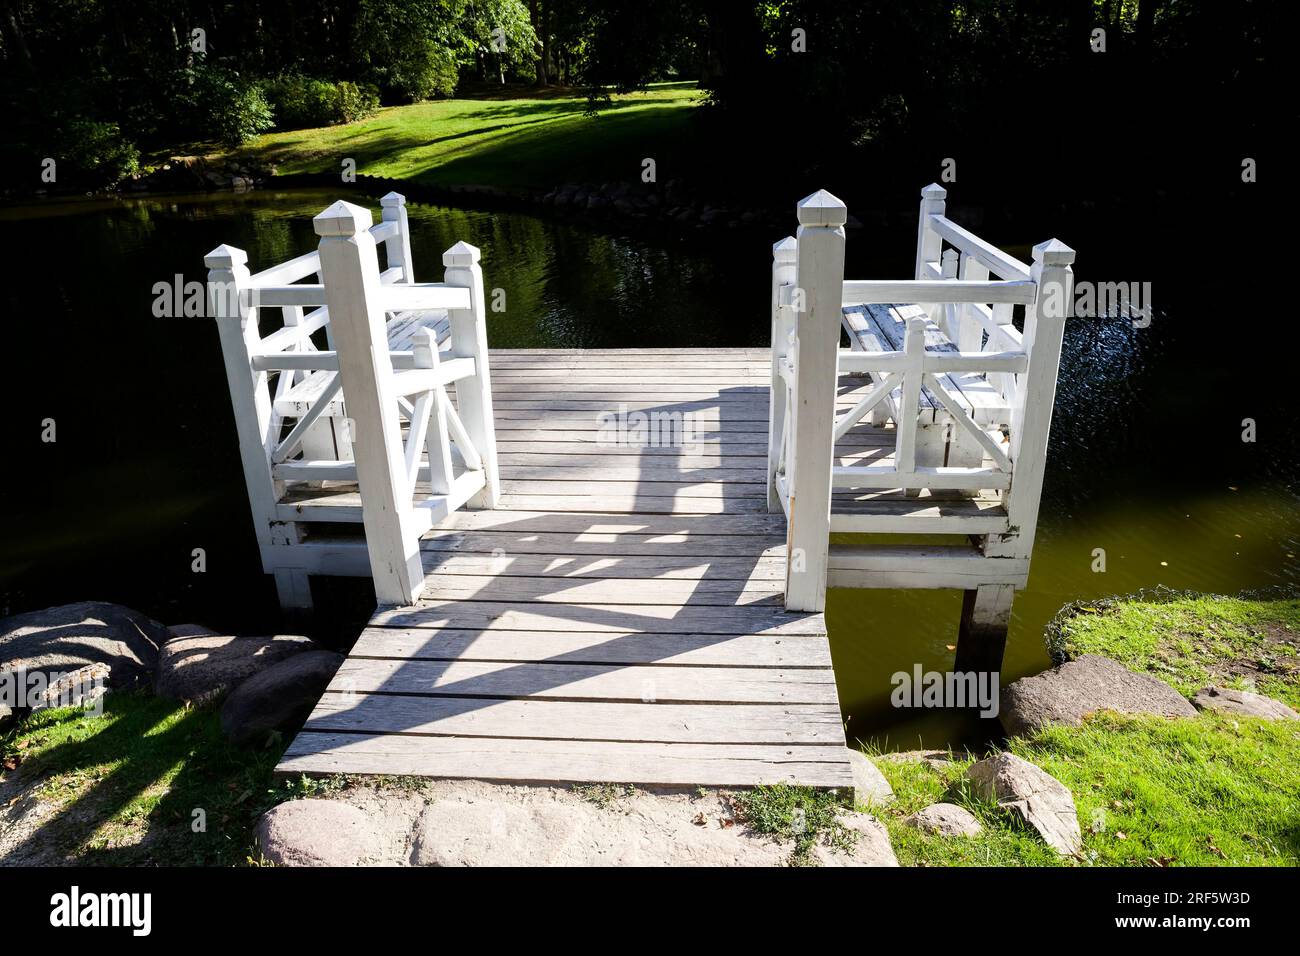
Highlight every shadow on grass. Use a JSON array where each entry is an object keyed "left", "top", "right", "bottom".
[{"left": 2, "top": 694, "right": 288, "bottom": 866}]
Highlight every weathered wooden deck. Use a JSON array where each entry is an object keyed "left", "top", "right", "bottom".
[{"left": 277, "top": 349, "right": 855, "bottom": 789}]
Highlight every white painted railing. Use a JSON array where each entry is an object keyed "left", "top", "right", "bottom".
[
  {"left": 206, "top": 192, "right": 499, "bottom": 609},
  {"left": 769, "top": 185, "right": 1074, "bottom": 613}
]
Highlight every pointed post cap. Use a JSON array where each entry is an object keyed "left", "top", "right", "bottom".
[
  {"left": 442, "top": 240, "right": 482, "bottom": 267},
  {"left": 314, "top": 200, "right": 373, "bottom": 237},
  {"left": 797, "top": 189, "right": 847, "bottom": 227},
  {"left": 380, "top": 191, "right": 407, "bottom": 208},
  {"left": 772, "top": 236, "right": 797, "bottom": 262},
  {"left": 921, "top": 182, "right": 948, "bottom": 201},
  {"left": 204, "top": 244, "right": 248, "bottom": 269},
  {"left": 1033, "top": 238, "right": 1076, "bottom": 266}
]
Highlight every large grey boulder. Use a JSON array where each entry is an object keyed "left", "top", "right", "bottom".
[
  {"left": 220, "top": 650, "right": 342, "bottom": 746},
  {"left": 1193, "top": 686, "right": 1299, "bottom": 721},
  {"left": 0, "top": 601, "right": 167, "bottom": 689},
  {"left": 154, "top": 633, "right": 316, "bottom": 702},
  {"left": 255, "top": 800, "right": 379, "bottom": 866},
  {"left": 847, "top": 750, "right": 894, "bottom": 807},
  {"left": 904, "top": 802, "right": 983, "bottom": 837},
  {"left": 1001, "top": 654, "right": 1196, "bottom": 737},
  {"left": 808, "top": 813, "right": 899, "bottom": 867},
  {"left": 966, "top": 752, "right": 1081, "bottom": 854}
]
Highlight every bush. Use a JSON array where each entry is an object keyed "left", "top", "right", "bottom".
[
  {"left": 262, "top": 75, "right": 380, "bottom": 130},
  {"left": 57, "top": 117, "right": 141, "bottom": 187},
  {"left": 335, "top": 81, "right": 381, "bottom": 123},
  {"left": 184, "top": 63, "right": 275, "bottom": 147}
]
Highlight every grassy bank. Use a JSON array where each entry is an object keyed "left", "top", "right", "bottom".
[
  {"left": 0, "top": 694, "right": 294, "bottom": 865},
  {"left": 872, "top": 595, "right": 1300, "bottom": 867},
  {"left": 223, "top": 83, "right": 701, "bottom": 191},
  {"left": 1050, "top": 593, "right": 1300, "bottom": 710}
]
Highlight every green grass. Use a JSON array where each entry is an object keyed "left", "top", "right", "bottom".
[
  {"left": 0, "top": 693, "right": 305, "bottom": 865},
  {"left": 1053, "top": 595, "right": 1300, "bottom": 709},
  {"left": 732, "top": 784, "right": 857, "bottom": 866},
  {"left": 223, "top": 82, "right": 702, "bottom": 191},
  {"left": 873, "top": 710, "right": 1300, "bottom": 867}
]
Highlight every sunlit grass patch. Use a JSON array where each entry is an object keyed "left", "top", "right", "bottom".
[
  {"left": 1052, "top": 595, "right": 1300, "bottom": 709},
  {"left": 1, "top": 693, "right": 288, "bottom": 865}
]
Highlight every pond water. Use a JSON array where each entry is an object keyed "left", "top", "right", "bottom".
[{"left": 1, "top": 188, "right": 1296, "bottom": 750}]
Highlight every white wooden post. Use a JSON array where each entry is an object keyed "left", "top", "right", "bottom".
[
  {"left": 206, "top": 244, "right": 312, "bottom": 611},
  {"left": 380, "top": 192, "right": 414, "bottom": 282},
  {"left": 959, "top": 238, "right": 1074, "bottom": 674},
  {"left": 914, "top": 183, "right": 947, "bottom": 280},
  {"left": 938, "top": 247, "right": 959, "bottom": 339},
  {"left": 1004, "top": 238, "right": 1075, "bottom": 558},
  {"left": 957, "top": 252, "right": 990, "bottom": 353},
  {"left": 768, "top": 236, "right": 797, "bottom": 511},
  {"left": 784, "top": 190, "right": 847, "bottom": 613},
  {"left": 314, "top": 201, "right": 425, "bottom": 605},
  {"left": 443, "top": 241, "right": 500, "bottom": 509}
]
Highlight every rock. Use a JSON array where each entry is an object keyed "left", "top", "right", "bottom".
[
  {"left": 876, "top": 749, "right": 955, "bottom": 770},
  {"left": 1001, "top": 654, "right": 1197, "bottom": 736},
  {"left": 165, "top": 623, "right": 220, "bottom": 640},
  {"left": 255, "top": 800, "right": 379, "bottom": 866},
  {"left": 408, "top": 787, "right": 790, "bottom": 866},
  {"left": 220, "top": 650, "right": 343, "bottom": 745},
  {"left": 966, "top": 753, "right": 1081, "bottom": 854},
  {"left": 30, "top": 662, "right": 110, "bottom": 712},
  {"left": 0, "top": 601, "right": 167, "bottom": 689},
  {"left": 847, "top": 750, "right": 894, "bottom": 807},
  {"left": 809, "top": 813, "right": 898, "bottom": 867},
  {"left": 154, "top": 633, "right": 316, "bottom": 702},
  {"left": 904, "top": 802, "right": 983, "bottom": 837},
  {"left": 1193, "top": 686, "right": 1299, "bottom": 721}
]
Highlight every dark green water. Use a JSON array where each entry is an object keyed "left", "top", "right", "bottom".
[{"left": 2, "top": 188, "right": 1296, "bottom": 749}]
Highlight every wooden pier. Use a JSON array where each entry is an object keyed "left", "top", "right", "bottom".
[
  {"left": 206, "top": 186, "right": 1073, "bottom": 791},
  {"left": 277, "top": 349, "right": 852, "bottom": 787}
]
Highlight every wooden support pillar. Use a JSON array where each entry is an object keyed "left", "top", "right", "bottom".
[
  {"left": 914, "top": 183, "right": 947, "bottom": 279},
  {"left": 314, "top": 200, "right": 425, "bottom": 606},
  {"left": 955, "top": 583, "right": 1014, "bottom": 675},
  {"left": 784, "top": 190, "right": 847, "bottom": 613},
  {"left": 443, "top": 240, "right": 500, "bottom": 509}
]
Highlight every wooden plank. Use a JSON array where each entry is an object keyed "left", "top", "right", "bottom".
[
  {"left": 349, "top": 627, "right": 832, "bottom": 667},
  {"left": 495, "top": 441, "right": 769, "bottom": 456},
  {"left": 434, "top": 510, "right": 788, "bottom": 535},
  {"left": 278, "top": 733, "right": 853, "bottom": 788},
  {"left": 497, "top": 494, "right": 769, "bottom": 515},
  {"left": 371, "top": 601, "right": 827, "bottom": 635},
  {"left": 827, "top": 544, "right": 1029, "bottom": 589},
  {"left": 418, "top": 574, "right": 785, "bottom": 606},
  {"left": 422, "top": 552, "right": 786, "bottom": 579},
  {"left": 328, "top": 657, "right": 840, "bottom": 704},
  {"left": 304, "top": 694, "right": 845, "bottom": 744},
  {"left": 419, "top": 529, "right": 786, "bottom": 558}
]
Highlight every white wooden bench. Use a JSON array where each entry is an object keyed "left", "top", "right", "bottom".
[{"left": 841, "top": 302, "right": 1009, "bottom": 470}]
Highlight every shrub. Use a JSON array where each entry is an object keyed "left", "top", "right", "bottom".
[
  {"left": 58, "top": 117, "right": 141, "bottom": 187},
  {"left": 184, "top": 63, "right": 275, "bottom": 147},
  {"left": 262, "top": 76, "right": 381, "bottom": 130},
  {"left": 335, "top": 81, "right": 381, "bottom": 123}
]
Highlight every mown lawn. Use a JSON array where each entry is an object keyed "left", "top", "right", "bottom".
[{"left": 224, "top": 82, "right": 702, "bottom": 190}]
